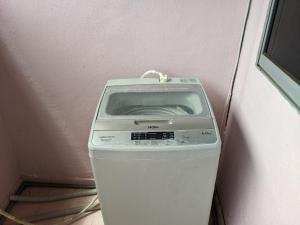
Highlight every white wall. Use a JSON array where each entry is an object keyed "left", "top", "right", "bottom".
[
  {"left": 0, "top": 0, "right": 249, "bottom": 181},
  {"left": 218, "top": 0, "right": 300, "bottom": 224}
]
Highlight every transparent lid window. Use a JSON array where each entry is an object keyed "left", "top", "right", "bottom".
[{"left": 105, "top": 92, "right": 203, "bottom": 116}]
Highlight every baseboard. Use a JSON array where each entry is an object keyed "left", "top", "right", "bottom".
[
  {"left": 0, "top": 176, "right": 22, "bottom": 209},
  {"left": 20, "top": 175, "right": 96, "bottom": 186}
]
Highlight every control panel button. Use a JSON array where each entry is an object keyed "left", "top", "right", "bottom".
[{"left": 131, "top": 132, "right": 174, "bottom": 140}]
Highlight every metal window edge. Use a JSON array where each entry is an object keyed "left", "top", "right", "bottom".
[{"left": 256, "top": 0, "right": 300, "bottom": 112}]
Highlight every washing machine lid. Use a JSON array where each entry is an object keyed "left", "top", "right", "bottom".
[{"left": 94, "top": 82, "right": 214, "bottom": 131}]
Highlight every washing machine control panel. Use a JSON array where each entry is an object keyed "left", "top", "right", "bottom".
[
  {"left": 92, "top": 129, "right": 217, "bottom": 146},
  {"left": 131, "top": 132, "right": 174, "bottom": 140}
]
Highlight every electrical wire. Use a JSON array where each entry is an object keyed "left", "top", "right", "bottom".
[
  {"left": 26, "top": 203, "right": 100, "bottom": 222},
  {"left": 51, "top": 196, "right": 99, "bottom": 225},
  {"left": 140, "top": 70, "right": 168, "bottom": 83},
  {"left": 0, "top": 209, "right": 35, "bottom": 225},
  {"left": 79, "top": 195, "right": 98, "bottom": 215},
  {"left": 221, "top": 0, "right": 253, "bottom": 139}
]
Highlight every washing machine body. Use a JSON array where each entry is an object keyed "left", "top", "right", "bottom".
[{"left": 88, "top": 77, "right": 221, "bottom": 225}]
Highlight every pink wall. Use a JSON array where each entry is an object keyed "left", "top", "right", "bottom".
[
  {"left": 218, "top": 0, "right": 300, "bottom": 224},
  {"left": 0, "top": 0, "right": 249, "bottom": 181},
  {"left": 0, "top": 113, "right": 19, "bottom": 208}
]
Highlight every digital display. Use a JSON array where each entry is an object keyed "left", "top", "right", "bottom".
[{"left": 131, "top": 132, "right": 174, "bottom": 140}]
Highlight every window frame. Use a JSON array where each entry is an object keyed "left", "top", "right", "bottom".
[{"left": 257, "top": 0, "right": 300, "bottom": 110}]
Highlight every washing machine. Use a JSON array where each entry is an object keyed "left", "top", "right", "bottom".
[{"left": 88, "top": 76, "right": 221, "bottom": 225}]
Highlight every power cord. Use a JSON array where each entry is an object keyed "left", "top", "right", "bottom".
[{"left": 140, "top": 70, "right": 169, "bottom": 83}]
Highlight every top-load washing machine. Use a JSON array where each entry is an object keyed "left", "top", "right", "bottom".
[{"left": 88, "top": 76, "right": 221, "bottom": 225}]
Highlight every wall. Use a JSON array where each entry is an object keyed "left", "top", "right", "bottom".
[
  {"left": 218, "top": 0, "right": 300, "bottom": 224},
  {"left": 0, "top": 0, "right": 249, "bottom": 181},
  {"left": 0, "top": 113, "right": 19, "bottom": 208}
]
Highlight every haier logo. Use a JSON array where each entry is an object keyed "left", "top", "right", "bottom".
[
  {"left": 202, "top": 131, "right": 212, "bottom": 135},
  {"left": 148, "top": 125, "right": 159, "bottom": 129}
]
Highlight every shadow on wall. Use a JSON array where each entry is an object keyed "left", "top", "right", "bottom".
[
  {"left": 217, "top": 114, "right": 256, "bottom": 223},
  {"left": 0, "top": 40, "right": 92, "bottom": 182}
]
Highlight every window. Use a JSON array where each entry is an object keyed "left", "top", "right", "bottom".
[{"left": 258, "top": 0, "right": 300, "bottom": 109}]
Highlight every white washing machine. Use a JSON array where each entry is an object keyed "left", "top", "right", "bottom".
[{"left": 88, "top": 76, "right": 221, "bottom": 225}]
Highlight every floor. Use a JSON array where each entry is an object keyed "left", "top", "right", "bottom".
[{"left": 2, "top": 185, "right": 217, "bottom": 225}]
